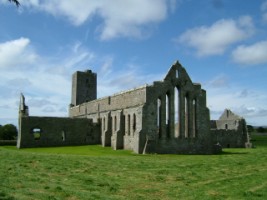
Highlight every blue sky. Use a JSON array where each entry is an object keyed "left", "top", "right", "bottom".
[{"left": 0, "top": 0, "right": 267, "bottom": 127}]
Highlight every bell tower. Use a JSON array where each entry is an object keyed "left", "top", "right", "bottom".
[{"left": 71, "top": 70, "right": 97, "bottom": 106}]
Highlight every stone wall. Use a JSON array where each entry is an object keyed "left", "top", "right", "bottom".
[
  {"left": 17, "top": 116, "right": 100, "bottom": 148},
  {"left": 211, "top": 129, "right": 247, "bottom": 148},
  {"left": 211, "top": 109, "right": 249, "bottom": 148},
  {"left": 69, "top": 86, "right": 146, "bottom": 153},
  {"left": 18, "top": 60, "right": 223, "bottom": 154},
  {"left": 71, "top": 70, "right": 97, "bottom": 106},
  {"left": 141, "top": 61, "right": 217, "bottom": 154}
]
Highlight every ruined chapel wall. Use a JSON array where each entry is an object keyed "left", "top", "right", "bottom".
[
  {"left": 69, "top": 86, "right": 146, "bottom": 118},
  {"left": 17, "top": 116, "right": 100, "bottom": 148},
  {"left": 211, "top": 117, "right": 248, "bottom": 148},
  {"left": 141, "top": 61, "right": 214, "bottom": 154},
  {"left": 211, "top": 129, "right": 247, "bottom": 148},
  {"left": 69, "top": 86, "right": 146, "bottom": 154}
]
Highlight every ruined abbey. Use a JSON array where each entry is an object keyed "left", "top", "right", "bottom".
[{"left": 17, "top": 61, "right": 251, "bottom": 154}]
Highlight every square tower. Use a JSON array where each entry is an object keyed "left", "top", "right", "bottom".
[{"left": 71, "top": 70, "right": 97, "bottom": 106}]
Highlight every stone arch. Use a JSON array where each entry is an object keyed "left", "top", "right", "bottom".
[
  {"left": 184, "top": 93, "right": 189, "bottom": 138},
  {"left": 114, "top": 115, "right": 117, "bottom": 132},
  {"left": 62, "top": 130, "right": 66, "bottom": 141},
  {"left": 127, "top": 114, "right": 131, "bottom": 136},
  {"left": 174, "top": 86, "right": 180, "bottom": 138},
  {"left": 133, "top": 113, "right": 136, "bottom": 134},
  {"left": 192, "top": 98, "right": 197, "bottom": 138},
  {"left": 157, "top": 97, "right": 162, "bottom": 138},
  {"left": 166, "top": 92, "right": 171, "bottom": 138}
]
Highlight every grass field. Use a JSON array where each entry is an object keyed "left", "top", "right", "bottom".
[{"left": 0, "top": 135, "right": 266, "bottom": 200}]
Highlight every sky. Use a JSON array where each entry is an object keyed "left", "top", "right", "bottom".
[{"left": 0, "top": 0, "right": 267, "bottom": 127}]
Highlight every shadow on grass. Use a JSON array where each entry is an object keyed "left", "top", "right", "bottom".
[{"left": 220, "top": 150, "right": 249, "bottom": 155}]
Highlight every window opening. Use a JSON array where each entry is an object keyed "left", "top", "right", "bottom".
[
  {"left": 192, "top": 99, "right": 196, "bottom": 138},
  {"left": 185, "top": 95, "right": 188, "bottom": 138},
  {"left": 174, "top": 87, "right": 179, "bottom": 137},
  {"left": 176, "top": 69, "right": 179, "bottom": 78},
  {"left": 157, "top": 98, "right": 162, "bottom": 138},
  {"left": 62, "top": 130, "right": 66, "bottom": 141},
  {"left": 32, "top": 128, "right": 41, "bottom": 140},
  {"left": 166, "top": 93, "right": 170, "bottom": 138},
  {"left": 133, "top": 114, "right": 136, "bottom": 133},
  {"left": 114, "top": 116, "right": 117, "bottom": 132},
  {"left": 128, "top": 114, "right": 131, "bottom": 135},
  {"left": 103, "top": 117, "right": 106, "bottom": 131}
]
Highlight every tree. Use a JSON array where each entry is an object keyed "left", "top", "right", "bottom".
[
  {"left": 247, "top": 125, "right": 254, "bottom": 133},
  {"left": 0, "top": 124, "right": 17, "bottom": 140},
  {"left": 257, "top": 127, "right": 266, "bottom": 133},
  {"left": 8, "top": 0, "right": 20, "bottom": 7}
]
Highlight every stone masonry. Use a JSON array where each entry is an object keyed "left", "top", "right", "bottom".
[
  {"left": 17, "top": 60, "right": 251, "bottom": 154},
  {"left": 211, "top": 109, "right": 251, "bottom": 148}
]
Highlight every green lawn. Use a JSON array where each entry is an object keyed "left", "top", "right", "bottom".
[{"left": 0, "top": 135, "right": 266, "bottom": 200}]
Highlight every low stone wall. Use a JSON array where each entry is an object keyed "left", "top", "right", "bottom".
[
  {"left": 17, "top": 116, "right": 100, "bottom": 148},
  {"left": 211, "top": 129, "right": 247, "bottom": 148}
]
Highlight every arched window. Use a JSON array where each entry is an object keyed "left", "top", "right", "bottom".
[
  {"left": 157, "top": 98, "right": 161, "bottom": 138},
  {"left": 114, "top": 116, "right": 117, "bottom": 132},
  {"left": 128, "top": 114, "right": 131, "bottom": 135},
  {"left": 185, "top": 95, "right": 189, "bottom": 138},
  {"left": 62, "top": 130, "right": 66, "bottom": 141},
  {"left": 192, "top": 99, "right": 196, "bottom": 138},
  {"left": 174, "top": 87, "right": 179, "bottom": 137},
  {"left": 166, "top": 93, "right": 170, "bottom": 138},
  {"left": 176, "top": 69, "right": 179, "bottom": 78},
  {"left": 103, "top": 117, "right": 106, "bottom": 131},
  {"left": 133, "top": 114, "right": 136, "bottom": 133},
  {"left": 32, "top": 128, "right": 41, "bottom": 140}
]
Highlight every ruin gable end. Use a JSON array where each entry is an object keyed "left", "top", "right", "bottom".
[{"left": 18, "top": 60, "right": 225, "bottom": 154}]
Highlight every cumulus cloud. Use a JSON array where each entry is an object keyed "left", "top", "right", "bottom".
[
  {"left": 207, "top": 74, "right": 229, "bottom": 88},
  {"left": 27, "top": 98, "right": 57, "bottom": 108},
  {"left": 0, "top": 37, "right": 164, "bottom": 126},
  {"left": 177, "top": 16, "right": 254, "bottom": 56},
  {"left": 232, "top": 40, "right": 267, "bottom": 65},
  {"left": 262, "top": 13, "right": 267, "bottom": 24},
  {"left": 261, "top": 0, "right": 267, "bottom": 11},
  {"left": 261, "top": 1, "right": 267, "bottom": 24},
  {"left": 207, "top": 83, "right": 267, "bottom": 126},
  {"left": 8, "top": 0, "right": 173, "bottom": 40},
  {"left": 0, "top": 37, "right": 38, "bottom": 68}
]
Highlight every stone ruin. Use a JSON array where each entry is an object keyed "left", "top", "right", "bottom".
[{"left": 17, "top": 61, "right": 251, "bottom": 154}]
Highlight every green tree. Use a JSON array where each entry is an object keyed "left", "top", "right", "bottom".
[
  {"left": 0, "top": 124, "right": 17, "bottom": 140},
  {"left": 247, "top": 125, "right": 254, "bottom": 133},
  {"left": 257, "top": 126, "right": 266, "bottom": 133},
  {"left": 8, "top": 0, "right": 20, "bottom": 7},
  {"left": 0, "top": 124, "right": 2, "bottom": 139}
]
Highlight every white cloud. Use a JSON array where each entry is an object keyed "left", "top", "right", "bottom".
[
  {"left": 232, "top": 40, "right": 267, "bottom": 65},
  {"left": 262, "top": 12, "right": 267, "bottom": 24},
  {"left": 207, "top": 74, "right": 229, "bottom": 88},
  {"left": 13, "top": 0, "right": 173, "bottom": 40},
  {"left": 261, "top": 0, "right": 267, "bottom": 11},
  {"left": 0, "top": 37, "right": 164, "bottom": 126},
  {"left": 207, "top": 84, "right": 267, "bottom": 126},
  {"left": 261, "top": 1, "right": 267, "bottom": 24},
  {"left": 0, "top": 37, "right": 37, "bottom": 68},
  {"left": 178, "top": 16, "right": 254, "bottom": 56}
]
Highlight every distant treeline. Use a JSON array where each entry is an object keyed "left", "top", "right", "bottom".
[
  {"left": 0, "top": 124, "right": 17, "bottom": 140},
  {"left": 247, "top": 125, "right": 267, "bottom": 133}
]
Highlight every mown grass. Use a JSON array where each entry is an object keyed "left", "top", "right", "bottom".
[{"left": 0, "top": 135, "right": 266, "bottom": 200}]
